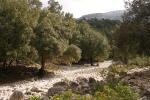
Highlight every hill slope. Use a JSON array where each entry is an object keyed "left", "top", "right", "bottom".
[{"left": 80, "top": 10, "right": 124, "bottom": 20}]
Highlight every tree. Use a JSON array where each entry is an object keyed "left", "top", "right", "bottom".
[
  {"left": 113, "top": 0, "right": 150, "bottom": 63},
  {"left": 48, "top": 0, "right": 62, "bottom": 14},
  {"left": 34, "top": 9, "right": 62, "bottom": 75},
  {"left": 0, "top": 0, "right": 40, "bottom": 67},
  {"left": 77, "top": 21, "right": 109, "bottom": 65},
  {"left": 62, "top": 45, "right": 81, "bottom": 66}
]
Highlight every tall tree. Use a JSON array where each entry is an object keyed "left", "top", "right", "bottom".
[
  {"left": 48, "top": 0, "right": 62, "bottom": 14},
  {"left": 113, "top": 0, "right": 150, "bottom": 63},
  {"left": 0, "top": 0, "right": 40, "bottom": 67},
  {"left": 34, "top": 10, "right": 62, "bottom": 75}
]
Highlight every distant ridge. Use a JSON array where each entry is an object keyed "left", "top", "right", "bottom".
[{"left": 80, "top": 10, "right": 124, "bottom": 21}]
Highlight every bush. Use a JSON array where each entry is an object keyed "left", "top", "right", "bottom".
[
  {"left": 128, "top": 56, "right": 150, "bottom": 67},
  {"left": 52, "top": 84, "right": 139, "bottom": 100},
  {"left": 30, "top": 96, "right": 40, "bottom": 100},
  {"left": 94, "top": 84, "right": 139, "bottom": 100},
  {"left": 52, "top": 90, "right": 81, "bottom": 100},
  {"left": 62, "top": 45, "right": 81, "bottom": 66}
]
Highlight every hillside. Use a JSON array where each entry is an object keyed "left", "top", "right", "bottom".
[{"left": 80, "top": 10, "right": 124, "bottom": 20}]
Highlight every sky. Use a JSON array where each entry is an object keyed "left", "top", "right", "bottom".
[{"left": 40, "top": 0, "right": 126, "bottom": 18}]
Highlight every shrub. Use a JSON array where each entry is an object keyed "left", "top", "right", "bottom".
[
  {"left": 62, "top": 45, "right": 81, "bottom": 66},
  {"left": 52, "top": 83, "right": 139, "bottom": 100},
  {"left": 52, "top": 90, "right": 81, "bottom": 100},
  {"left": 30, "top": 96, "right": 40, "bottom": 100},
  {"left": 93, "top": 84, "right": 139, "bottom": 100},
  {"left": 128, "top": 56, "right": 150, "bottom": 67}
]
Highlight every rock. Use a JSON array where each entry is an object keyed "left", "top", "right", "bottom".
[
  {"left": 40, "top": 96, "right": 49, "bottom": 100},
  {"left": 53, "top": 81, "right": 69, "bottom": 89},
  {"left": 89, "top": 77, "right": 96, "bottom": 84},
  {"left": 143, "top": 88, "right": 150, "bottom": 96},
  {"left": 31, "top": 87, "right": 42, "bottom": 93},
  {"left": 119, "top": 72, "right": 127, "bottom": 77},
  {"left": 76, "top": 77, "right": 88, "bottom": 85},
  {"left": 9, "top": 90, "right": 24, "bottom": 100},
  {"left": 82, "top": 83, "right": 89, "bottom": 88},
  {"left": 25, "top": 91, "right": 32, "bottom": 95},
  {"left": 70, "top": 81, "right": 79, "bottom": 93},
  {"left": 131, "top": 86, "right": 141, "bottom": 93},
  {"left": 70, "top": 81, "right": 79, "bottom": 89},
  {"left": 79, "top": 82, "right": 91, "bottom": 94},
  {"left": 121, "top": 76, "right": 133, "bottom": 84},
  {"left": 47, "top": 86, "right": 66, "bottom": 96},
  {"left": 141, "top": 96, "right": 148, "bottom": 100}
]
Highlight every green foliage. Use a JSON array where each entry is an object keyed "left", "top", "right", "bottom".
[
  {"left": 108, "top": 65, "right": 127, "bottom": 74},
  {"left": 86, "top": 18, "right": 121, "bottom": 37},
  {"left": 76, "top": 21, "right": 109, "bottom": 65},
  {"left": 0, "top": 0, "right": 111, "bottom": 68},
  {"left": 52, "top": 90, "right": 80, "bottom": 100},
  {"left": 62, "top": 45, "right": 81, "bottom": 66},
  {"left": 0, "top": 0, "right": 40, "bottom": 66},
  {"left": 128, "top": 56, "right": 150, "bottom": 66},
  {"left": 113, "top": 0, "right": 150, "bottom": 63},
  {"left": 94, "top": 84, "right": 139, "bottom": 100},
  {"left": 30, "top": 95, "right": 40, "bottom": 100},
  {"left": 52, "top": 84, "right": 139, "bottom": 100}
]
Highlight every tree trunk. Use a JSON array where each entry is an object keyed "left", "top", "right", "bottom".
[
  {"left": 38, "top": 55, "right": 45, "bottom": 77},
  {"left": 124, "top": 56, "right": 128, "bottom": 64},
  {"left": 90, "top": 56, "right": 94, "bottom": 66},
  {"left": 3, "top": 60, "right": 6, "bottom": 68},
  {"left": 8, "top": 60, "right": 13, "bottom": 67}
]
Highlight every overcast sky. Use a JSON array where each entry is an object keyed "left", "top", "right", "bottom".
[{"left": 40, "top": 0, "right": 126, "bottom": 18}]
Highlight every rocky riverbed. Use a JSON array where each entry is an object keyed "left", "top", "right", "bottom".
[{"left": 0, "top": 61, "right": 112, "bottom": 100}]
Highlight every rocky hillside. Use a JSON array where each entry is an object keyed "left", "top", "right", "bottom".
[{"left": 80, "top": 10, "right": 124, "bottom": 21}]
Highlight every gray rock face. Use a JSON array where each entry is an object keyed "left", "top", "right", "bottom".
[{"left": 9, "top": 91, "right": 24, "bottom": 100}]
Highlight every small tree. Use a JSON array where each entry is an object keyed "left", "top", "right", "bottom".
[
  {"left": 62, "top": 45, "right": 81, "bottom": 66},
  {"left": 77, "top": 21, "right": 109, "bottom": 65}
]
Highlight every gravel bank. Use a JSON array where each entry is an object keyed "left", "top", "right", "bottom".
[{"left": 0, "top": 61, "right": 112, "bottom": 100}]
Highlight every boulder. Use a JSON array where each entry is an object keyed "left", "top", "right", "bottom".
[
  {"left": 89, "top": 77, "right": 96, "bottom": 84},
  {"left": 76, "top": 77, "right": 88, "bottom": 85},
  {"left": 141, "top": 96, "right": 149, "bottom": 100},
  {"left": 78, "top": 82, "right": 91, "bottom": 94},
  {"left": 25, "top": 91, "right": 32, "bottom": 95},
  {"left": 53, "top": 81, "right": 69, "bottom": 89},
  {"left": 69, "top": 81, "right": 79, "bottom": 93},
  {"left": 70, "top": 81, "right": 79, "bottom": 89},
  {"left": 143, "top": 88, "right": 150, "bottom": 96},
  {"left": 30, "top": 87, "right": 42, "bottom": 93},
  {"left": 131, "top": 86, "right": 141, "bottom": 93},
  {"left": 47, "top": 86, "right": 66, "bottom": 96},
  {"left": 9, "top": 91, "right": 24, "bottom": 100}
]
